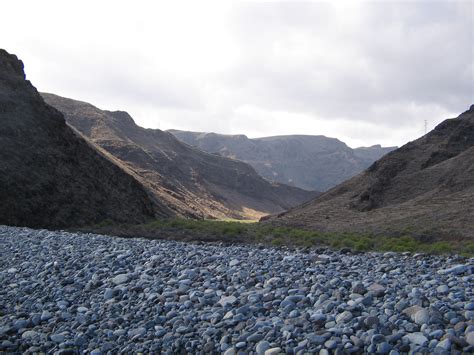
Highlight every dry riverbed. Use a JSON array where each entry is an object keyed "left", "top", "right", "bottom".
[{"left": 0, "top": 226, "right": 473, "bottom": 354}]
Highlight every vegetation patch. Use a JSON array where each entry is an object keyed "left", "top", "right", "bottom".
[{"left": 76, "top": 218, "right": 473, "bottom": 256}]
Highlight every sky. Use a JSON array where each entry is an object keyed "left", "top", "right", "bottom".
[{"left": 1, "top": 0, "right": 472, "bottom": 147}]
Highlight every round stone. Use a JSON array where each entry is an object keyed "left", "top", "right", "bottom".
[
  {"left": 235, "top": 342, "right": 246, "bottom": 349},
  {"left": 13, "top": 319, "right": 28, "bottom": 330},
  {"left": 21, "top": 330, "right": 39, "bottom": 339},
  {"left": 50, "top": 333, "right": 65, "bottom": 343},
  {"left": 436, "top": 338, "right": 451, "bottom": 351},
  {"left": 336, "top": 311, "right": 353, "bottom": 324},
  {"left": 256, "top": 340, "right": 270, "bottom": 354},
  {"left": 466, "top": 332, "right": 474, "bottom": 346},
  {"left": 414, "top": 309, "right": 430, "bottom": 325},
  {"left": 377, "top": 342, "right": 392, "bottom": 353},
  {"left": 111, "top": 274, "right": 130, "bottom": 285},
  {"left": 324, "top": 340, "right": 338, "bottom": 349}
]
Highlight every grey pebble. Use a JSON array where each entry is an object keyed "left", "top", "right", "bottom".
[{"left": 0, "top": 225, "right": 472, "bottom": 354}]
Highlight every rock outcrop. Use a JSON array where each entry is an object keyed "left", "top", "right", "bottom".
[{"left": 0, "top": 49, "right": 160, "bottom": 228}]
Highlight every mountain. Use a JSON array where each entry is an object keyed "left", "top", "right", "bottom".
[
  {"left": 0, "top": 49, "right": 160, "bottom": 229},
  {"left": 169, "top": 130, "right": 396, "bottom": 191},
  {"left": 42, "top": 94, "right": 317, "bottom": 220},
  {"left": 267, "top": 106, "right": 474, "bottom": 240}
]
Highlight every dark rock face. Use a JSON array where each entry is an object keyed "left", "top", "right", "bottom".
[
  {"left": 0, "top": 49, "right": 159, "bottom": 228},
  {"left": 42, "top": 94, "right": 317, "bottom": 220},
  {"left": 268, "top": 106, "right": 474, "bottom": 240},
  {"left": 169, "top": 130, "right": 396, "bottom": 191}
]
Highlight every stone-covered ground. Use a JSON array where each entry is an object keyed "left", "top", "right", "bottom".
[{"left": 0, "top": 226, "right": 473, "bottom": 354}]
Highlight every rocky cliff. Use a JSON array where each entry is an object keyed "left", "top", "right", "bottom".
[{"left": 0, "top": 49, "right": 160, "bottom": 228}]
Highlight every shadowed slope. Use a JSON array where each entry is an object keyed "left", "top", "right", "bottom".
[
  {"left": 43, "top": 93, "right": 317, "bottom": 220},
  {"left": 0, "top": 49, "right": 160, "bottom": 228},
  {"left": 268, "top": 106, "right": 474, "bottom": 240}
]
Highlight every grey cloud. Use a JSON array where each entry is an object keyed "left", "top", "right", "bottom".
[
  {"left": 2, "top": 1, "right": 471, "bottom": 147},
  {"left": 223, "top": 1, "right": 473, "bottom": 127}
]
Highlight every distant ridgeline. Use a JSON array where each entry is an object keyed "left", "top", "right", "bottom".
[{"left": 169, "top": 130, "right": 396, "bottom": 191}]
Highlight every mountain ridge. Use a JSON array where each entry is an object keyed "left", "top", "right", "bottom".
[
  {"left": 266, "top": 105, "right": 474, "bottom": 240},
  {"left": 43, "top": 93, "right": 317, "bottom": 220},
  {"left": 169, "top": 129, "right": 396, "bottom": 191}
]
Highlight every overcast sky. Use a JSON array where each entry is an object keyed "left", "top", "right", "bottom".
[{"left": 2, "top": 0, "right": 472, "bottom": 147}]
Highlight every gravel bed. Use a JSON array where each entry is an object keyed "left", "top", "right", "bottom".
[{"left": 0, "top": 226, "right": 473, "bottom": 354}]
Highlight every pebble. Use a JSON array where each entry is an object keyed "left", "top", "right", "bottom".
[
  {"left": 224, "top": 348, "right": 236, "bottom": 355},
  {"left": 13, "top": 319, "right": 28, "bottom": 330},
  {"left": 40, "top": 311, "right": 53, "bottom": 321},
  {"left": 437, "top": 285, "right": 449, "bottom": 294},
  {"left": 229, "top": 259, "right": 240, "bottom": 267},
  {"left": 219, "top": 295, "right": 237, "bottom": 307},
  {"left": 111, "top": 273, "right": 129, "bottom": 285},
  {"left": 0, "top": 225, "right": 472, "bottom": 353},
  {"left": 437, "top": 264, "right": 468, "bottom": 275},
  {"left": 377, "top": 342, "right": 392, "bottom": 353},
  {"left": 367, "top": 283, "right": 386, "bottom": 297},
  {"left": 403, "top": 333, "right": 428, "bottom": 346},
  {"left": 21, "top": 330, "right": 39, "bottom": 339},
  {"left": 50, "top": 333, "right": 65, "bottom": 343},
  {"left": 103, "top": 288, "right": 114, "bottom": 300},
  {"left": 335, "top": 311, "right": 353, "bottom": 324},
  {"left": 256, "top": 340, "right": 270, "bottom": 354},
  {"left": 436, "top": 338, "right": 451, "bottom": 351},
  {"left": 466, "top": 332, "right": 474, "bottom": 346},
  {"left": 414, "top": 309, "right": 430, "bottom": 325},
  {"left": 324, "top": 339, "right": 338, "bottom": 349}
]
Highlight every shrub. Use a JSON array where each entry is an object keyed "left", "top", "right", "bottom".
[{"left": 89, "top": 218, "right": 472, "bottom": 256}]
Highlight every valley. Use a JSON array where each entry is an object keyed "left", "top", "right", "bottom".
[
  {"left": 42, "top": 94, "right": 317, "bottom": 221},
  {"left": 0, "top": 37, "right": 473, "bottom": 355}
]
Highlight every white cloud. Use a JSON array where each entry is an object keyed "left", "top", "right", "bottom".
[{"left": 1, "top": 0, "right": 472, "bottom": 147}]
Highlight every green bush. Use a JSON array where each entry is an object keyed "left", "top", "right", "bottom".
[
  {"left": 423, "top": 241, "right": 453, "bottom": 254},
  {"left": 379, "top": 236, "right": 420, "bottom": 252},
  {"left": 98, "top": 218, "right": 472, "bottom": 256}
]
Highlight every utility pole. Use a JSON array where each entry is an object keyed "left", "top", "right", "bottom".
[{"left": 424, "top": 120, "right": 427, "bottom": 135}]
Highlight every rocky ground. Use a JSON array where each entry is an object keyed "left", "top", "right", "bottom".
[{"left": 0, "top": 226, "right": 473, "bottom": 354}]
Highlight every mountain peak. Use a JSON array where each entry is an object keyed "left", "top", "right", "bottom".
[
  {"left": 104, "top": 110, "right": 137, "bottom": 127},
  {"left": 0, "top": 49, "right": 25, "bottom": 80},
  {"left": 0, "top": 49, "right": 159, "bottom": 228}
]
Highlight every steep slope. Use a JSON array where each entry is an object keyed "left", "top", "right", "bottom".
[
  {"left": 353, "top": 145, "right": 395, "bottom": 163},
  {"left": 0, "top": 49, "right": 160, "bottom": 229},
  {"left": 169, "top": 130, "right": 395, "bottom": 191},
  {"left": 42, "top": 93, "right": 317, "bottom": 220},
  {"left": 268, "top": 106, "right": 474, "bottom": 240}
]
